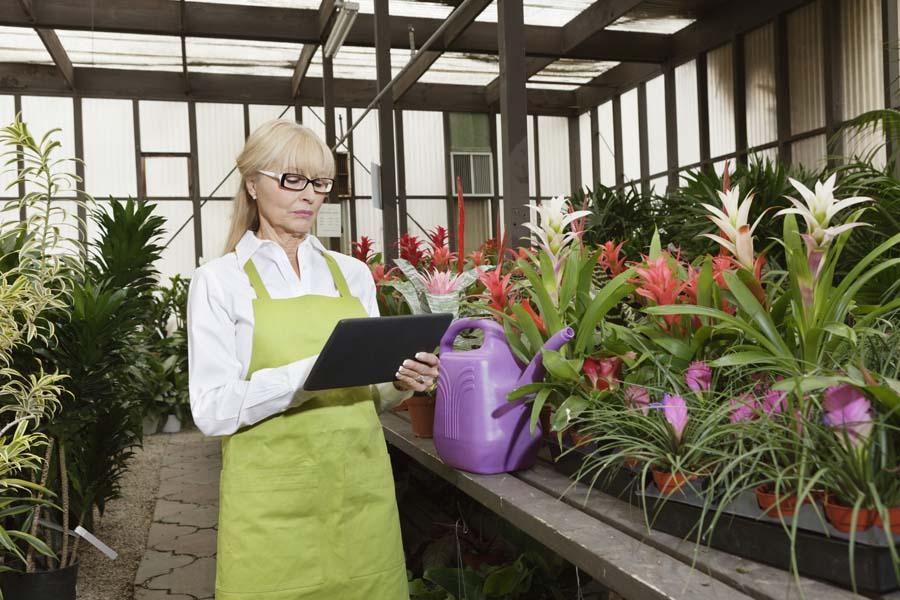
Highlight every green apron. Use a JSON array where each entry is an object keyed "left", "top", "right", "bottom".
[{"left": 215, "top": 253, "right": 408, "bottom": 599}]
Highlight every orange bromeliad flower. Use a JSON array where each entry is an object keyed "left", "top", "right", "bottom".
[
  {"left": 478, "top": 269, "right": 513, "bottom": 313},
  {"left": 598, "top": 240, "right": 626, "bottom": 277},
  {"left": 630, "top": 255, "right": 686, "bottom": 330}
]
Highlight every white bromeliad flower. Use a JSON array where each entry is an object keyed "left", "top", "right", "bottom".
[
  {"left": 699, "top": 185, "right": 763, "bottom": 271},
  {"left": 776, "top": 174, "right": 871, "bottom": 252},
  {"left": 524, "top": 196, "right": 591, "bottom": 264}
]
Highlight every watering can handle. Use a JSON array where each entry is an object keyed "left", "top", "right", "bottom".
[{"left": 439, "top": 318, "right": 502, "bottom": 355}]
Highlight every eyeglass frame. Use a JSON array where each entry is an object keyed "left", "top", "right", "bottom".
[{"left": 257, "top": 170, "right": 335, "bottom": 193}]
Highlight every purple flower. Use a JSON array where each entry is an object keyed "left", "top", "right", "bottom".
[
  {"left": 685, "top": 361, "right": 712, "bottom": 392},
  {"left": 762, "top": 389, "right": 786, "bottom": 415},
  {"left": 730, "top": 393, "right": 756, "bottom": 423},
  {"left": 662, "top": 394, "right": 688, "bottom": 442},
  {"left": 624, "top": 385, "right": 651, "bottom": 415},
  {"left": 823, "top": 384, "right": 873, "bottom": 446}
]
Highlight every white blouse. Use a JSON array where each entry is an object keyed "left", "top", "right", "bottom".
[{"left": 187, "top": 230, "right": 412, "bottom": 437}]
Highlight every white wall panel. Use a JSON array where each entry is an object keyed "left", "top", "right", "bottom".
[
  {"left": 302, "top": 107, "right": 327, "bottom": 142},
  {"left": 676, "top": 60, "right": 700, "bottom": 166},
  {"left": 0, "top": 95, "right": 17, "bottom": 196},
  {"left": 154, "top": 200, "right": 196, "bottom": 280},
  {"left": 538, "top": 116, "right": 569, "bottom": 197},
  {"left": 21, "top": 96, "right": 75, "bottom": 196},
  {"left": 350, "top": 108, "right": 382, "bottom": 248},
  {"left": 578, "top": 110, "right": 593, "bottom": 190},
  {"left": 707, "top": 43, "right": 736, "bottom": 158},
  {"left": 145, "top": 157, "right": 189, "bottom": 197},
  {"left": 745, "top": 24, "right": 778, "bottom": 148},
  {"left": 249, "top": 104, "right": 290, "bottom": 132},
  {"left": 841, "top": 0, "right": 885, "bottom": 165},
  {"left": 201, "top": 200, "right": 233, "bottom": 261},
  {"left": 406, "top": 198, "right": 446, "bottom": 239},
  {"left": 597, "top": 101, "right": 616, "bottom": 186},
  {"left": 139, "top": 101, "right": 189, "bottom": 152},
  {"left": 788, "top": 1, "right": 825, "bottom": 134},
  {"left": 82, "top": 98, "right": 136, "bottom": 199},
  {"left": 646, "top": 75, "right": 668, "bottom": 175},
  {"left": 792, "top": 134, "right": 828, "bottom": 170},
  {"left": 197, "top": 103, "right": 244, "bottom": 197},
  {"left": 402, "top": 111, "right": 444, "bottom": 196},
  {"left": 620, "top": 89, "right": 641, "bottom": 183}
]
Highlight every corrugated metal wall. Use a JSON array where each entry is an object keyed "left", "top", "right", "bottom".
[
  {"left": 579, "top": 110, "right": 593, "bottom": 190},
  {"left": 788, "top": 1, "right": 825, "bottom": 136},
  {"left": 675, "top": 60, "right": 700, "bottom": 166},
  {"left": 538, "top": 116, "right": 570, "bottom": 197},
  {"left": 646, "top": 75, "right": 668, "bottom": 176},
  {"left": 745, "top": 23, "right": 778, "bottom": 149},
  {"left": 620, "top": 88, "right": 641, "bottom": 183},
  {"left": 597, "top": 101, "right": 616, "bottom": 186},
  {"left": 841, "top": 0, "right": 886, "bottom": 165},
  {"left": 707, "top": 43, "right": 736, "bottom": 159}
]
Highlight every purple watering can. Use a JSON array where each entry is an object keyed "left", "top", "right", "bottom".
[{"left": 434, "top": 318, "right": 575, "bottom": 474}]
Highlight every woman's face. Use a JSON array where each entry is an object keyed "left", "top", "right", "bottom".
[{"left": 247, "top": 170, "right": 328, "bottom": 237}]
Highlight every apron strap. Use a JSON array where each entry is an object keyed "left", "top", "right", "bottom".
[
  {"left": 243, "top": 259, "right": 272, "bottom": 301},
  {"left": 322, "top": 253, "right": 353, "bottom": 298}
]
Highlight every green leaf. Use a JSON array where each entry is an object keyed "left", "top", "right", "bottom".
[
  {"left": 573, "top": 269, "right": 635, "bottom": 355},
  {"left": 510, "top": 303, "right": 544, "bottom": 357},
  {"left": 529, "top": 387, "right": 553, "bottom": 434},
  {"left": 697, "top": 257, "right": 714, "bottom": 312},
  {"left": 710, "top": 352, "right": 781, "bottom": 367},
  {"left": 541, "top": 349, "right": 583, "bottom": 382},
  {"left": 551, "top": 395, "right": 589, "bottom": 430},
  {"left": 507, "top": 383, "right": 548, "bottom": 401},
  {"left": 484, "top": 564, "right": 527, "bottom": 595},
  {"left": 649, "top": 228, "right": 662, "bottom": 260},
  {"left": 723, "top": 270, "right": 790, "bottom": 355}
]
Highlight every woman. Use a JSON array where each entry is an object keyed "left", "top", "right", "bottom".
[{"left": 187, "top": 119, "right": 437, "bottom": 599}]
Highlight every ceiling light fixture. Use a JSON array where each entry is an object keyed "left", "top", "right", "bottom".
[{"left": 323, "top": 1, "right": 359, "bottom": 59}]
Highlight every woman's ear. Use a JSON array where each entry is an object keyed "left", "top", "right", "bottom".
[{"left": 245, "top": 178, "right": 257, "bottom": 201}]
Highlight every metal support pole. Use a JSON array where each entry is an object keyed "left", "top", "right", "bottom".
[
  {"left": 590, "top": 107, "right": 600, "bottom": 186},
  {"left": 637, "top": 82, "right": 650, "bottom": 195},
  {"left": 442, "top": 112, "right": 458, "bottom": 251},
  {"left": 612, "top": 95, "right": 624, "bottom": 186},
  {"left": 733, "top": 34, "right": 748, "bottom": 165},
  {"left": 188, "top": 101, "right": 204, "bottom": 266},
  {"left": 664, "top": 66, "right": 679, "bottom": 191},
  {"left": 567, "top": 115, "right": 581, "bottom": 196},
  {"left": 497, "top": 0, "right": 530, "bottom": 246},
  {"left": 882, "top": 0, "right": 900, "bottom": 174},
  {"left": 488, "top": 111, "right": 500, "bottom": 237},
  {"left": 374, "top": 0, "right": 399, "bottom": 258},
  {"left": 697, "top": 53, "right": 711, "bottom": 164},
  {"left": 346, "top": 107, "right": 358, "bottom": 242},
  {"left": 823, "top": 0, "right": 844, "bottom": 166},
  {"left": 73, "top": 96, "right": 87, "bottom": 252},
  {"left": 533, "top": 114, "right": 541, "bottom": 202},
  {"left": 775, "top": 13, "right": 793, "bottom": 164},
  {"left": 395, "top": 110, "right": 409, "bottom": 236}
]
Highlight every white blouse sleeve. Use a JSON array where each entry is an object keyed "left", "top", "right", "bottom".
[
  {"left": 350, "top": 259, "right": 414, "bottom": 412},
  {"left": 187, "top": 268, "right": 316, "bottom": 437}
]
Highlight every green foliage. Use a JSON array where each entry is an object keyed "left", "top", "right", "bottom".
[{"left": 574, "top": 183, "right": 657, "bottom": 256}]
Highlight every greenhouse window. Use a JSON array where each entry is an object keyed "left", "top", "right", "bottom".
[{"left": 451, "top": 152, "right": 493, "bottom": 197}]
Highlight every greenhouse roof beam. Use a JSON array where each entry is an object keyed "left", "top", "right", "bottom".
[
  {"left": 560, "top": 0, "right": 644, "bottom": 54},
  {"left": 485, "top": 57, "right": 555, "bottom": 107},
  {"left": 0, "top": 0, "right": 670, "bottom": 63},
  {"left": 291, "top": 0, "right": 339, "bottom": 99},
  {"left": 574, "top": 0, "right": 811, "bottom": 109},
  {"left": 392, "top": 0, "right": 493, "bottom": 102},
  {"left": 0, "top": 64, "right": 578, "bottom": 117},
  {"left": 14, "top": 0, "right": 74, "bottom": 90}
]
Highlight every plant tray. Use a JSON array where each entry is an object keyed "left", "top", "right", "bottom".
[{"left": 546, "top": 438, "right": 899, "bottom": 593}]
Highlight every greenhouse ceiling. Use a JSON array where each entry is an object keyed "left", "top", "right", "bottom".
[{"left": 1, "top": 0, "right": 806, "bottom": 116}]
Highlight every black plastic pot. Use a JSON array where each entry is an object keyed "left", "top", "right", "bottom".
[{"left": 0, "top": 562, "right": 78, "bottom": 600}]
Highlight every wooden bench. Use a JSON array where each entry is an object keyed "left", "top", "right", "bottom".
[{"left": 381, "top": 412, "right": 898, "bottom": 600}]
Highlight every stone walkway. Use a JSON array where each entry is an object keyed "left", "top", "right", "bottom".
[{"left": 133, "top": 431, "right": 220, "bottom": 600}]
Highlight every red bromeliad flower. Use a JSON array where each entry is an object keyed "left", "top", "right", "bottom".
[
  {"left": 515, "top": 300, "right": 547, "bottom": 335},
  {"left": 468, "top": 250, "right": 486, "bottom": 267},
  {"left": 398, "top": 234, "right": 426, "bottom": 267},
  {"left": 583, "top": 356, "right": 622, "bottom": 391},
  {"left": 478, "top": 269, "right": 514, "bottom": 313},
  {"left": 429, "top": 245, "right": 457, "bottom": 271},
  {"left": 351, "top": 236, "right": 376, "bottom": 264},
  {"left": 597, "top": 240, "right": 626, "bottom": 277},
  {"left": 427, "top": 225, "right": 449, "bottom": 251},
  {"left": 630, "top": 255, "right": 686, "bottom": 330},
  {"left": 371, "top": 263, "right": 397, "bottom": 285}
]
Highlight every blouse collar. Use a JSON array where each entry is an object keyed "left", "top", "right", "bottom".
[{"left": 235, "top": 230, "right": 327, "bottom": 267}]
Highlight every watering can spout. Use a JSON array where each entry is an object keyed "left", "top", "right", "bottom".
[{"left": 515, "top": 327, "right": 576, "bottom": 388}]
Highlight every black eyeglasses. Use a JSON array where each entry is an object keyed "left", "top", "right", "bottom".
[{"left": 258, "top": 170, "right": 334, "bottom": 193}]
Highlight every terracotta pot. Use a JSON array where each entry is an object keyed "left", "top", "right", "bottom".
[
  {"left": 391, "top": 398, "right": 409, "bottom": 412},
  {"left": 874, "top": 506, "right": 900, "bottom": 535},
  {"left": 755, "top": 485, "right": 801, "bottom": 518},
  {"left": 823, "top": 495, "right": 875, "bottom": 533},
  {"left": 622, "top": 456, "right": 642, "bottom": 470},
  {"left": 407, "top": 394, "right": 435, "bottom": 438},
  {"left": 569, "top": 429, "right": 592, "bottom": 447},
  {"left": 651, "top": 469, "right": 700, "bottom": 495}
]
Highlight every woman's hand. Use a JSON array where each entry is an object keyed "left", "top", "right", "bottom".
[{"left": 394, "top": 352, "right": 440, "bottom": 393}]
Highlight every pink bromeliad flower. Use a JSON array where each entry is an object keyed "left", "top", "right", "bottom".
[
  {"left": 583, "top": 357, "right": 622, "bottom": 391},
  {"left": 685, "top": 361, "right": 712, "bottom": 392},
  {"left": 823, "top": 384, "right": 873, "bottom": 446},
  {"left": 630, "top": 255, "right": 686, "bottom": 330},
  {"left": 625, "top": 385, "right": 651, "bottom": 415},
  {"left": 598, "top": 241, "right": 627, "bottom": 277},
  {"left": 420, "top": 270, "right": 464, "bottom": 295},
  {"left": 661, "top": 394, "right": 689, "bottom": 443},
  {"left": 730, "top": 393, "right": 756, "bottom": 423}
]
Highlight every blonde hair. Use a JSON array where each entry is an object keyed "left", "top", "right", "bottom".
[{"left": 223, "top": 119, "right": 335, "bottom": 254}]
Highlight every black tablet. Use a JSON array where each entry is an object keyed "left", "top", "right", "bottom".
[{"left": 302, "top": 313, "right": 454, "bottom": 391}]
